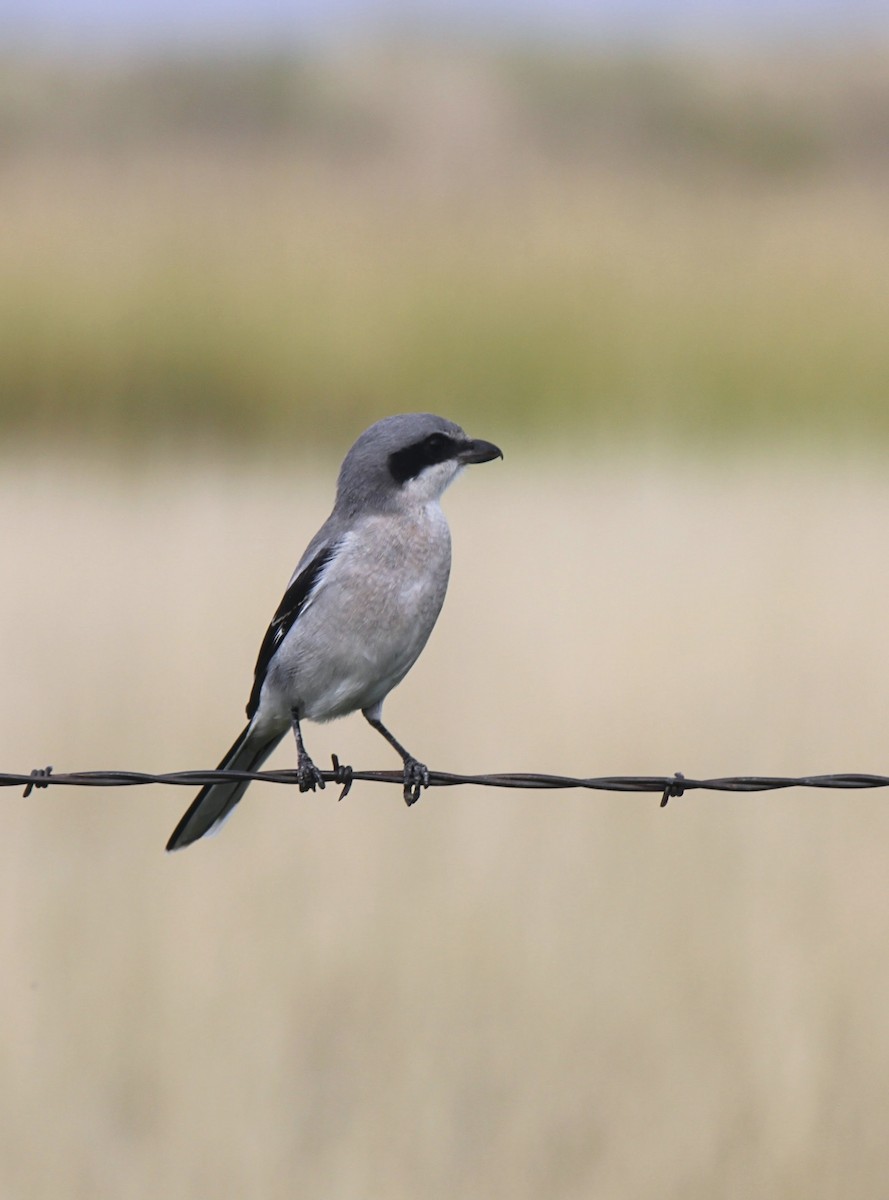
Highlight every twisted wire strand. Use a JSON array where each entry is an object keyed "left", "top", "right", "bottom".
[{"left": 7, "top": 765, "right": 889, "bottom": 804}]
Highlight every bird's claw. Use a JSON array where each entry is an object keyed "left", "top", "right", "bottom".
[
  {"left": 402, "top": 757, "right": 430, "bottom": 806},
  {"left": 297, "top": 757, "right": 326, "bottom": 793}
]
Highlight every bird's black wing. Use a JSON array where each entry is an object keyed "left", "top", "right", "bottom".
[{"left": 246, "top": 543, "right": 337, "bottom": 719}]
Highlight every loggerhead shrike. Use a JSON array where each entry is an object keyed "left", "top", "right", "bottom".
[{"left": 166, "top": 413, "right": 502, "bottom": 850}]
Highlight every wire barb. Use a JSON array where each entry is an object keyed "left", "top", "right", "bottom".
[
  {"left": 23, "top": 765, "right": 53, "bottom": 798},
  {"left": 330, "top": 754, "right": 354, "bottom": 801},
  {"left": 660, "top": 771, "right": 686, "bottom": 808}
]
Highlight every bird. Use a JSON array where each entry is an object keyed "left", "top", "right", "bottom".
[{"left": 166, "top": 413, "right": 503, "bottom": 851}]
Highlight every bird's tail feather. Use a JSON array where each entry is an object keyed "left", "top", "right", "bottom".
[{"left": 166, "top": 722, "right": 286, "bottom": 851}]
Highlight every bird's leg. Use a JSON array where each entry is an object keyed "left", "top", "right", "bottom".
[
  {"left": 290, "top": 708, "right": 325, "bottom": 792},
  {"left": 362, "top": 709, "right": 429, "bottom": 806}
]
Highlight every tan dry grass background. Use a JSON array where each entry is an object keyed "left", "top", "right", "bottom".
[{"left": 4, "top": 447, "right": 889, "bottom": 1195}]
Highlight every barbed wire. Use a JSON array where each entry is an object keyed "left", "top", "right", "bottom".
[{"left": 7, "top": 765, "right": 889, "bottom": 806}]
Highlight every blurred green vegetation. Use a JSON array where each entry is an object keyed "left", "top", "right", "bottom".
[{"left": 2, "top": 43, "right": 889, "bottom": 448}]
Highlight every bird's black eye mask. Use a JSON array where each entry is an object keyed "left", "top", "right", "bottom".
[{"left": 388, "top": 432, "right": 462, "bottom": 484}]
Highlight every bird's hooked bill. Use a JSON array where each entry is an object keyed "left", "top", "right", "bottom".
[{"left": 457, "top": 438, "right": 503, "bottom": 465}]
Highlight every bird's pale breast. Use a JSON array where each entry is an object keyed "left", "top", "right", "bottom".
[{"left": 263, "top": 504, "right": 452, "bottom": 722}]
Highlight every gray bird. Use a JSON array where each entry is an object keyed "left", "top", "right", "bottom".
[{"left": 166, "top": 413, "right": 502, "bottom": 850}]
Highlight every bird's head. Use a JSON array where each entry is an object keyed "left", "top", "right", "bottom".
[{"left": 335, "top": 414, "right": 503, "bottom": 515}]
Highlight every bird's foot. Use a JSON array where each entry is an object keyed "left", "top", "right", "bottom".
[
  {"left": 402, "top": 757, "right": 430, "bottom": 806},
  {"left": 297, "top": 754, "right": 326, "bottom": 793}
]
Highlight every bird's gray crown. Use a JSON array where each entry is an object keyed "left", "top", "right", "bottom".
[{"left": 334, "top": 413, "right": 468, "bottom": 515}]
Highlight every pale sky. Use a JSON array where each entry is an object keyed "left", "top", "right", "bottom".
[{"left": 3, "top": 0, "right": 887, "bottom": 51}]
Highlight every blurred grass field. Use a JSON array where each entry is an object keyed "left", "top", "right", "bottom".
[
  {"left": 4, "top": 450, "right": 889, "bottom": 1197},
  {"left": 2, "top": 43, "right": 889, "bottom": 447}
]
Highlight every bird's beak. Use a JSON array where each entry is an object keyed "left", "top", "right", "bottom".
[{"left": 458, "top": 438, "right": 503, "bottom": 465}]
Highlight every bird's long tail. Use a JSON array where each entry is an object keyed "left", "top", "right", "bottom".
[{"left": 166, "top": 721, "right": 286, "bottom": 851}]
